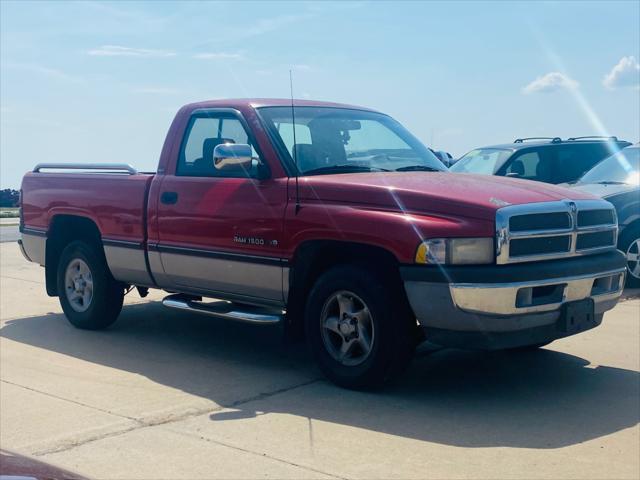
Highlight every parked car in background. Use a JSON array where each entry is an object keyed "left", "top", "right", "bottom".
[
  {"left": 429, "top": 149, "right": 454, "bottom": 167},
  {"left": 450, "top": 137, "right": 632, "bottom": 184},
  {"left": 569, "top": 144, "right": 640, "bottom": 287},
  {"left": 446, "top": 156, "right": 461, "bottom": 167}
]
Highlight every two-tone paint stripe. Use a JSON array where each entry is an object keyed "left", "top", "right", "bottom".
[
  {"left": 19, "top": 226, "right": 47, "bottom": 237},
  {"left": 147, "top": 243, "right": 288, "bottom": 267},
  {"left": 19, "top": 227, "right": 288, "bottom": 268},
  {"left": 102, "top": 238, "right": 143, "bottom": 250}
]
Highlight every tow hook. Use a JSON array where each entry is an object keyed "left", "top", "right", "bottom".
[{"left": 136, "top": 286, "right": 149, "bottom": 298}]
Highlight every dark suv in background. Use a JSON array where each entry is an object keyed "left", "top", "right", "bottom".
[
  {"left": 450, "top": 136, "right": 632, "bottom": 184},
  {"left": 569, "top": 144, "right": 640, "bottom": 287}
]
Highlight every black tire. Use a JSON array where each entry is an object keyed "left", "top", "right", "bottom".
[
  {"left": 619, "top": 223, "right": 640, "bottom": 288},
  {"left": 305, "top": 265, "right": 416, "bottom": 389},
  {"left": 57, "top": 240, "right": 124, "bottom": 330}
]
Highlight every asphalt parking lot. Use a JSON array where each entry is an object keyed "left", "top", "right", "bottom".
[{"left": 1, "top": 241, "right": 639, "bottom": 479}]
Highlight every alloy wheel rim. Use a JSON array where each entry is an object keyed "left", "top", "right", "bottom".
[
  {"left": 626, "top": 238, "right": 640, "bottom": 280},
  {"left": 64, "top": 258, "right": 94, "bottom": 312},
  {"left": 320, "top": 290, "right": 375, "bottom": 367}
]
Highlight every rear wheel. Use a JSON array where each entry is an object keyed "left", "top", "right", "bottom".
[
  {"left": 57, "top": 241, "right": 124, "bottom": 330},
  {"left": 619, "top": 224, "right": 640, "bottom": 288},
  {"left": 305, "top": 265, "right": 416, "bottom": 389}
]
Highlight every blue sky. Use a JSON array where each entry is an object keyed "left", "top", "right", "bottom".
[{"left": 1, "top": 0, "right": 639, "bottom": 188}]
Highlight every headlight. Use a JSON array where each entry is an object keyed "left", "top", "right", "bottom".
[{"left": 415, "top": 238, "right": 494, "bottom": 265}]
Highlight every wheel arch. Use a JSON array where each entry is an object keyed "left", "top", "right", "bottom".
[
  {"left": 285, "top": 240, "right": 406, "bottom": 339},
  {"left": 619, "top": 218, "right": 640, "bottom": 283},
  {"left": 45, "top": 215, "right": 105, "bottom": 296},
  {"left": 620, "top": 217, "right": 640, "bottom": 238}
]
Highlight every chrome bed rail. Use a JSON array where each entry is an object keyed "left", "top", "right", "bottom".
[{"left": 33, "top": 163, "right": 138, "bottom": 174}]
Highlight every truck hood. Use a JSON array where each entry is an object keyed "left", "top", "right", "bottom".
[
  {"left": 568, "top": 182, "right": 639, "bottom": 200},
  {"left": 299, "top": 172, "right": 599, "bottom": 221}
]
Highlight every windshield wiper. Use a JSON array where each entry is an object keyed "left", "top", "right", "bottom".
[
  {"left": 395, "top": 165, "right": 442, "bottom": 172},
  {"left": 594, "top": 181, "right": 628, "bottom": 185},
  {"left": 303, "top": 165, "right": 390, "bottom": 175}
]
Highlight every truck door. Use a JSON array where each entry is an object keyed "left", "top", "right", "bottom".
[{"left": 153, "top": 111, "right": 288, "bottom": 305}]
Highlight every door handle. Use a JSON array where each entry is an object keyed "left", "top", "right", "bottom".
[{"left": 161, "top": 191, "right": 178, "bottom": 205}]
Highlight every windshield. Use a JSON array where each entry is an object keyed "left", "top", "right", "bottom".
[
  {"left": 450, "top": 148, "right": 513, "bottom": 174},
  {"left": 578, "top": 147, "right": 640, "bottom": 185},
  {"left": 258, "top": 106, "right": 445, "bottom": 175}
]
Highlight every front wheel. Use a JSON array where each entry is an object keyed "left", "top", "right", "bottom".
[
  {"left": 619, "top": 224, "right": 640, "bottom": 288},
  {"left": 57, "top": 241, "right": 124, "bottom": 330},
  {"left": 305, "top": 265, "right": 416, "bottom": 389}
]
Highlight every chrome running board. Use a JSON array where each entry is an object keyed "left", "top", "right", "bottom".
[{"left": 162, "top": 294, "right": 284, "bottom": 325}]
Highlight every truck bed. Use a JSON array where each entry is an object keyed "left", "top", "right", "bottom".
[
  {"left": 20, "top": 169, "right": 156, "bottom": 287},
  {"left": 21, "top": 171, "right": 154, "bottom": 244}
]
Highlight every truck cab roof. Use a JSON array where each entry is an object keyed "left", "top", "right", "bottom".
[{"left": 180, "top": 98, "right": 379, "bottom": 113}]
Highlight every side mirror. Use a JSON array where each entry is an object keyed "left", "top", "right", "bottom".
[{"left": 213, "top": 143, "right": 253, "bottom": 174}]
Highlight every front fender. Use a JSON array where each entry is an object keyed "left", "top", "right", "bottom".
[{"left": 284, "top": 202, "right": 494, "bottom": 263}]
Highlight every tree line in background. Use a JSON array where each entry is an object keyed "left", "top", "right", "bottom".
[{"left": 0, "top": 189, "right": 20, "bottom": 207}]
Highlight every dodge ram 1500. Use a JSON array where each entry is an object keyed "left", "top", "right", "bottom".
[{"left": 19, "top": 99, "right": 627, "bottom": 388}]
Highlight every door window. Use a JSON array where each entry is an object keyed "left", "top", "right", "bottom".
[
  {"left": 177, "top": 115, "right": 259, "bottom": 177},
  {"left": 505, "top": 150, "right": 552, "bottom": 182},
  {"left": 553, "top": 144, "right": 609, "bottom": 183}
]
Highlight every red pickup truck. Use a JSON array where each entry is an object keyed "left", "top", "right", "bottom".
[{"left": 19, "top": 99, "right": 627, "bottom": 388}]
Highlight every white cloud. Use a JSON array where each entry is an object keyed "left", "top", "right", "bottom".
[
  {"left": 87, "top": 45, "right": 176, "bottom": 57},
  {"left": 522, "top": 72, "right": 579, "bottom": 94},
  {"left": 603, "top": 56, "right": 640, "bottom": 89},
  {"left": 193, "top": 52, "right": 243, "bottom": 60}
]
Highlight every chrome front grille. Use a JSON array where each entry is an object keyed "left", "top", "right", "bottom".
[
  {"left": 509, "top": 212, "right": 571, "bottom": 231},
  {"left": 496, "top": 199, "right": 617, "bottom": 264}
]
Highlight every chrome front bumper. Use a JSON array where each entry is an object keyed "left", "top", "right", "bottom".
[
  {"left": 401, "top": 252, "right": 627, "bottom": 348},
  {"left": 449, "top": 268, "right": 625, "bottom": 316}
]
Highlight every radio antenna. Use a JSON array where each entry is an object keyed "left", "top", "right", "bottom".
[{"left": 290, "top": 69, "right": 300, "bottom": 214}]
